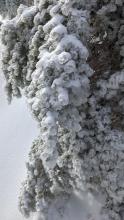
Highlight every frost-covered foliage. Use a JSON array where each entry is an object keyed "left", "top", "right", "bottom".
[
  {"left": 0, "top": 0, "right": 33, "bottom": 17},
  {"left": 1, "top": 0, "right": 124, "bottom": 220}
]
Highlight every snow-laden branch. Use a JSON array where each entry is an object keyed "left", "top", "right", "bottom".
[{"left": 1, "top": 0, "right": 124, "bottom": 220}]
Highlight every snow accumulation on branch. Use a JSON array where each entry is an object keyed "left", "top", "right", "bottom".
[{"left": 1, "top": 0, "right": 124, "bottom": 220}]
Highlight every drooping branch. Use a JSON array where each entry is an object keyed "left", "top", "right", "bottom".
[{"left": 1, "top": 1, "right": 124, "bottom": 220}]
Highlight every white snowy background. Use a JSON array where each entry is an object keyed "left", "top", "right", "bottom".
[{"left": 0, "top": 76, "right": 38, "bottom": 220}]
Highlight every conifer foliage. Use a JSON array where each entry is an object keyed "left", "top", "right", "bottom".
[
  {"left": 0, "top": 0, "right": 33, "bottom": 17},
  {"left": 1, "top": 0, "right": 124, "bottom": 220}
]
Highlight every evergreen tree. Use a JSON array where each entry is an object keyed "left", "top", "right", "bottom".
[{"left": 1, "top": 0, "right": 124, "bottom": 219}]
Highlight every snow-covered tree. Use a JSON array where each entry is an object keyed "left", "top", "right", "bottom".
[
  {"left": 0, "top": 0, "right": 33, "bottom": 17},
  {"left": 1, "top": 0, "right": 124, "bottom": 220}
]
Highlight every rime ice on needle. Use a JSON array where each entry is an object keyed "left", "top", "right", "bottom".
[{"left": 1, "top": 0, "right": 124, "bottom": 220}]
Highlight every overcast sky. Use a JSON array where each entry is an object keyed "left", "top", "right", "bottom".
[{"left": 0, "top": 76, "right": 38, "bottom": 220}]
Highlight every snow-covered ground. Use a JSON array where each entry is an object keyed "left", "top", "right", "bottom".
[{"left": 0, "top": 77, "right": 38, "bottom": 220}]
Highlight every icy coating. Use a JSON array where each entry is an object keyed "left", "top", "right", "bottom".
[{"left": 1, "top": 0, "right": 124, "bottom": 219}]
